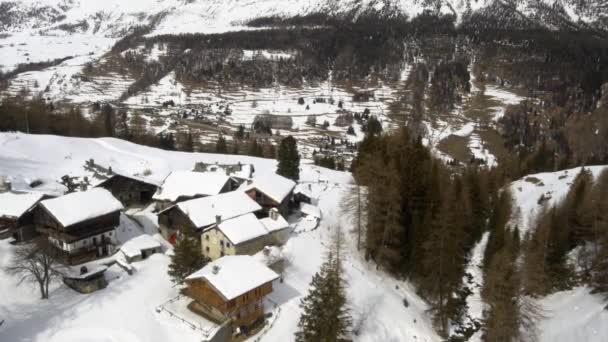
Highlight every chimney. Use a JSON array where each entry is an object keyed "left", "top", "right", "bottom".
[
  {"left": 80, "top": 266, "right": 88, "bottom": 275},
  {"left": 269, "top": 208, "right": 279, "bottom": 221},
  {"left": 215, "top": 215, "right": 222, "bottom": 225},
  {"left": 212, "top": 265, "right": 221, "bottom": 274}
]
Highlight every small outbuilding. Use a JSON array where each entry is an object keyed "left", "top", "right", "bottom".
[
  {"left": 63, "top": 265, "right": 109, "bottom": 294},
  {"left": 120, "top": 234, "right": 162, "bottom": 263}
]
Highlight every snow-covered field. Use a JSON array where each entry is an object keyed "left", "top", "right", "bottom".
[{"left": 0, "top": 132, "right": 439, "bottom": 342}]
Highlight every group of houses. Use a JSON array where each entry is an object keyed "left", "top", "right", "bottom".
[{"left": 0, "top": 162, "right": 315, "bottom": 340}]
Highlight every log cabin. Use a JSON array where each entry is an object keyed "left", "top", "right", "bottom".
[
  {"left": 157, "top": 191, "right": 261, "bottom": 244},
  {"left": 34, "top": 188, "right": 124, "bottom": 265},
  {"left": 153, "top": 171, "right": 239, "bottom": 211},
  {"left": 244, "top": 174, "right": 296, "bottom": 217},
  {"left": 96, "top": 173, "right": 159, "bottom": 208},
  {"left": 0, "top": 191, "right": 52, "bottom": 242},
  {"left": 185, "top": 255, "right": 279, "bottom": 336}
]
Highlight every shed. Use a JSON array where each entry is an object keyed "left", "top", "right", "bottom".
[
  {"left": 63, "top": 265, "right": 108, "bottom": 294},
  {"left": 120, "top": 234, "right": 162, "bottom": 263}
]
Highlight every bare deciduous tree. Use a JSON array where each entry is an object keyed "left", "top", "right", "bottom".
[{"left": 5, "top": 238, "right": 63, "bottom": 299}]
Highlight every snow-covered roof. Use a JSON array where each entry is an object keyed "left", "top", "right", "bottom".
[
  {"left": 153, "top": 171, "right": 231, "bottom": 202},
  {"left": 120, "top": 234, "right": 162, "bottom": 259},
  {"left": 40, "top": 188, "right": 124, "bottom": 228},
  {"left": 0, "top": 192, "right": 44, "bottom": 219},
  {"left": 217, "top": 213, "right": 270, "bottom": 245},
  {"left": 65, "top": 265, "right": 108, "bottom": 280},
  {"left": 245, "top": 173, "right": 296, "bottom": 204},
  {"left": 260, "top": 214, "right": 290, "bottom": 233},
  {"left": 294, "top": 184, "right": 313, "bottom": 199},
  {"left": 97, "top": 172, "right": 162, "bottom": 188},
  {"left": 299, "top": 203, "right": 321, "bottom": 219},
  {"left": 186, "top": 255, "right": 279, "bottom": 301},
  {"left": 172, "top": 191, "right": 262, "bottom": 228}
]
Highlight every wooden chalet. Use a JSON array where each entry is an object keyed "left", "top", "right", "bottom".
[
  {"left": 0, "top": 191, "right": 49, "bottom": 242},
  {"left": 244, "top": 174, "right": 296, "bottom": 217},
  {"left": 157, "top": 191, "right": 261, "bottom": 245},
  {"left": 185, "top": 255, "right": 279, "bottom": 337},
  {"left": 153, "top": 171, "right": 238, "bottom": 211},
  {"left": 34, "top": 188, "right": 124, "bottom": 265},
  {"left": 96, "top": 173, "right": 159, "bottom": 207}
]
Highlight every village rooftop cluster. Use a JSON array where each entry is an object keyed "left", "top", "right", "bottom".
[{"left": 0, "top": 161, "right": 320, "bottom": 341}]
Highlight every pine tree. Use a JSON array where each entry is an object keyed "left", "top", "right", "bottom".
[
  {"left": 277, "top": 135, "right": 300, "bottom": 181},
  {"left": 215, "top": 135, "right": 227, "bottom": 154},
  {"left": 295, "top": 228, "right": 351, "bottom": 342},
  {"left": 168, "top": 227, "right": 207, "bottom": 284}
]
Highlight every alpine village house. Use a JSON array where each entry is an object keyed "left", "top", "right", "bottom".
[
  {"left": 185, "top": 255, "right": 279, "bottom": 337},
  {"left": 0, "top": 189, "right": 49, "bottom": 242},
  {"left": 34, "top": 188, "right": 124, "bottom": 265}
]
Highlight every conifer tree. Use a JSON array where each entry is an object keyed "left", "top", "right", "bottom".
[
  {"left": 295, "top": 228, "right": 351, "bottom": 342},
  {"left": 277, "top": 135, "right": 300, "bottom": 181},
  {"left": 168, "top": 227, "right": 207, "bottom": 284},
  {"left": 215, "top": 135, "right": 227, "bottom": 154}
]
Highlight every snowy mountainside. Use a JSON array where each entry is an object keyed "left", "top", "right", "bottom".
[
  {"left": 0, "top": 0, "right": 605, "bottom": 38},
  {"left": 0, "top": 132, "right": 440, "bottom": 342}
]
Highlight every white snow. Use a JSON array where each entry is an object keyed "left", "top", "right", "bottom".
[
  {"left": 299, "top": 202, "right": 322, "bottom": 219},
  {"left": 40, "top": 188, "right": 124, "bottom": 228},
  {"left": 246, "top": 173, "right": 296, "bottom": 204},
  {"left": 217, "top": 213, "right": 271, "bottom": 245},
  {"left": 120, "top": 234, "right": 162, "bottom": 259},
  {"left": 260, "top": 214, "right": 290, "bottom": 233},
  {"left": 186, "top": 255, "right": 279, "bottom": 301},
  {"left": 0, "top": 133, "right": 441, "bottom": 342},
  {"left": 0, "top": 191, "right": 44, "bottom": 219},
  {"left": 153, "top": 171, "right": 231, "bottom": 202},
  {"left": 509, "top": 166, "right": 608, "bottom": 234},
  {"left": 174, "top": 191, "right": 262, "bottom": 229},
  {"left": 538, "top": 287, "right": 608, "bottom": 342}
]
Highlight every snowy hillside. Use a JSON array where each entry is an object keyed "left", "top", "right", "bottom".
[{"left": 0, "top": 132, "right": 440, "bottom": 342}]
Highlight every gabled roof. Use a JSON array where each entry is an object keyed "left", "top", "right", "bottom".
[
  {"left": 0, "top": 192, "right": 45, "bottom": 219},
  {"left": 245, "top": 173, "right": 296, "bottom": 204},
  {"left": 216, "top": 213, "right": 270, "bottom": 245},
  {"left": 165, "top": 191, "right": 261, "bottom": 229},
  {"left": 260, "top": 214, "right": 290, "bottom": 233},
  {"left": 186, "top": 255, "right": 279, "bottom": 301},
  {"left": 300, "top": 203, "right": 322, "bottom": 219},
  {"left": 40, "top": 188, "right": 123, "bottom": 228},
  {"left": 153, "top": 171, "right": 231, "bottom": 202},
  {"left": 96, "top": 172, "right": 161, "bottom": 188},
  {"left": 120, "top": 234, "right": 162, "bottom": 259}
]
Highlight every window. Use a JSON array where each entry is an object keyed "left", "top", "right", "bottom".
[
  {"left": 205, "top": 235, "right": 209, "bottom": 240},
  {"left": 226, "top": 242, "right": 230, "bottom": 248},
  {"left": 206, "top": 247, "right": 210, "bottom": 252},
  {"left": 220, "top": 240, "right": 224, "bottom": 247}
]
